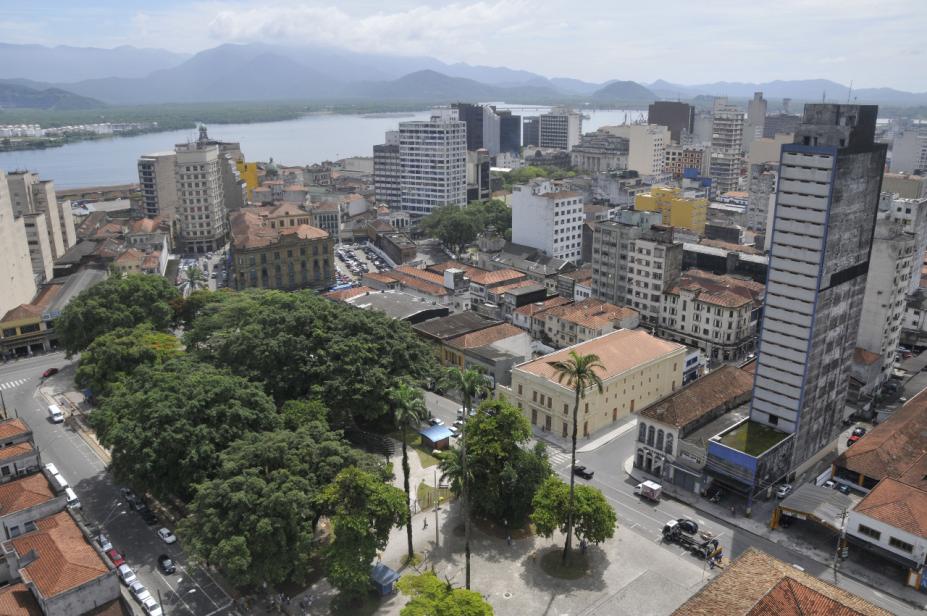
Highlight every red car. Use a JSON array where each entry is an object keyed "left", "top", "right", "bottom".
[
  {"left": 105, "top": 548, "right": 125, "bottom": 567},
  {"left": 846, "top": 434, "right": 861, "bottom": 447},
  {"left": 41, "top": 368, "right": 59, "bottom": 378}
]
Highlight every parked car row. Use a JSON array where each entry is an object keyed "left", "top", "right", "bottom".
[
  {"left": 100, "top": 531, "right": 171, "bottom": 616},
  {"left": 337, "top": 243, "right": 391, "bottom": 277}
]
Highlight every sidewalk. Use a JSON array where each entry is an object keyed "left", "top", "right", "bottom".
[
  {"left": 532, "top": 415, "right": 638, "bottom": 453},
  {"left": 624, "top": 456, "right": 927, "bottom": 609}
]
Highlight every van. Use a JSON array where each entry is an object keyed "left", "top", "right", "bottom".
[
  {"left": 65, "top": 487, "right": 81, "bottom": 509},
  {"left": 48, "top": 405, "right": 64, "bottom": 423},
  {"left": 52, "top": 473, "right": 68, "bottom": 491},
  {"left": 44, "top": 462, "right": 59, "bottom": 477}
]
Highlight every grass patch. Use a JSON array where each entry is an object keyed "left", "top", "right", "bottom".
[
  {"left": 538, "top": 547, "right": 590, "bottom": 580},
  {"left": 718, "top": 420, "right": 790, "bottom": 456},
  {"left": 402, "top": 553, "right": 423, "bottom": 568},
  {"left": 330, "top": 591, "right": 385, "bottom": 616},
  {"left": 388, "top": 431, "right": 441, "bottom": 468},
  {"left": 474, "top": 516, "right": 535, "bottom": 540},
  {"left": 416, "top": 480, "right": 454, "bottom": 511}
]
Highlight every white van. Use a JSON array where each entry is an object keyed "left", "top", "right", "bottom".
[
  {"left": 65, "top": 487, "right": 81, "bottom": 509},
  {"left": 44, "top": 462, "right": 59, "bottom": 477},
  {"left": 48, "top": 404, "right": 64, "bottom": 423},
  {"left": 52, "top": 473, "right": 68, "bottom": 491}
]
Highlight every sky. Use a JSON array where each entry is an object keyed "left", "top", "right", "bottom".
[{"left": 1, "top": 0, "right": 925, "bottom": 90}]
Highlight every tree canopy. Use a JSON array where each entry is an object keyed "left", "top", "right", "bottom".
[
  {"left": 318, "top": 467, "right": 407, "bottom": 598},
  {"left": 419, "top": 199, "right": 512, "bottom": 253},
  {"left": 531, "top": 477, "right": 617, "bottom": 546},
  {"left": 495, "top": 166, "right": 575, "bottom": 190},
  {"left": 56, "top": 273, "right": 180, "bottom": 354},
  {"left": 184, "top": 289, "right": 436, "bottom": 425},
  {"left": 397, "top": 572, "right": 494, "bottom": 616},
  {"left": 91, "top": 357, "right": 279, "bottom": 501},
  {"left": 74, "top": 324, "right": 183, "bottom": 398},
  {"left": 178, "top": 420, "right": 384, "bottom": 588}
]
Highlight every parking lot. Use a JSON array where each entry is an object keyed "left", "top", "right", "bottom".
[
  {"left": 335, "top": 242, "right": 392, "bottom": 284},
  {"left": 177, "top": 249, "right": 229, "bottom": 294}
]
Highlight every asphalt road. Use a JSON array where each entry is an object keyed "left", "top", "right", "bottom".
[{"left": 0, "top": 353, "right": 233, "bottom": 616}]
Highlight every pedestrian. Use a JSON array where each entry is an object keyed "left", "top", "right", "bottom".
[
  {"left": 506, "top": 534, "right": 512, "bottom": 546},
  {"left": 730, "top": 504, "right": 736, "bottom": 516},
  {"left": 423, "top": 518, "right": 428, "bottom": 530}
]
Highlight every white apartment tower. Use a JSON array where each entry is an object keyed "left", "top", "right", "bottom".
[
  {"left": 511, "top": 179, "right": 584, "bottom": 263},
  {"left": 539, "top": 108, "right": 582, "bottom": 151},
  {"left": 399, "top": 109, "right": 467, "bottom": 215},
  {"left": 0, "top": 170, "right": 37, "bottom": 317},
  {"left": 887, "top": 196, "right": 927, "bottom": 293},
  {"left": 175, "top": 139, "right": 227, "bottom": 254},
  {"left": 138, "top": 152, "right": 179, "bottom": 220},
  {"left": 709, "top": 98, "right": 745, "bottom": 195}
]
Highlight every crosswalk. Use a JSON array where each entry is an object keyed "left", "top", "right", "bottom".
[
  {"left": 547, "top": 448, "right": 572, "bottom": 468},
  {"left": 0, "top": 379, "right": 28, "bottom": 391}
]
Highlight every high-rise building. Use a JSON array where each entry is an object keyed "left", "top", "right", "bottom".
[
  {"left": 138, "top": 152, "right": 179, "bottom": 220},
  {"left": 763, "top": 114, "right": 801, "bottom": 139},
  {"left": 887, "top": 195, "right": 927, "bottom": 293},
  {"left": 746, "top": 163, "right": 778, "bottom": 234},
  {"left": 452, "top": 103, "right": 484, "bottom": 151},
  {"left": 482, "top": 106, "right": 501, "bottom": 156},
  {"left": 625, "top": 225, "right": 683, "bottom": 324},
  {"left": 709, "top": 98, "right": 745, "bottom": 195},
  {"left": 497, "top": 110, "right": 521, "bottom": 154},
  {"left": 512, "top": 178, "right": 583, "bottom": 262},
  {"left": 890, "top": 127, "right": 927, "bottom": 174},
  {"left": 539, "top": 108, "right": 582, "bottom": 151},
  {"left": 466, "top": 149, "right": 491, "bottom": 202},
  {"left": 634, "top": 186, "right": 708, "bottom": 235},
  {"left": 647, "top": 101, "right": 694, "bottom": 143},
  {"left": 5, "top": 171, "right": 75, "bottom": 282},
  {"left": 590, "top": 209, "right": 663, "bottom": 307},
  {"left": 399, "top": 109, "right": 467, "bottom": 215},
  {"left": 193, "top": 126, "right": 246, "bottom": 212},
  {"left": 174, "top": 134, "right": 227, "bottom": 254},
  {"left": 0, "top": 170, "right": 37, "bottom": 317},
  {"left": 523, "top": 117, "right": 540, "bottom": 147},
  {"left": 600, "top": 124, "right": 670, "bottom": 176},
  {"left": 373, "top": 131, "right": 401, "bottom": 207},
  {"left": 743, "top": 92, "right": 767, "bottom": 150},
  {"left": 751, "top": 104, "right": 886, "bottom": 462}
]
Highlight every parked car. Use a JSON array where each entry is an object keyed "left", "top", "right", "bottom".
[
  {"left": 158, "top": 554, "right": 176, "bottom": 574},
  {"left": 823, "top": 480, "right": 836, "bottom": 489},
  {"left": 142, "top": 596, "right": 163, "bottom": 616},
  {"left": 837, "top": 483, "right": 852, "bottom": 495},
  {"left": 120, "top": 487, "right": 139, "bottom": 507},
  {"left": 106, "top": 548, "right": 125, "bottom": 567},
  {"left": 96, "top": 533, "right": 112, "bottom": 552},
  {"left": 846, "top": 434, "right": 861, "bottom": 447},
  {"left": 429, "top": 417, "right": 445, "bottom": 426},
  {"left": 572, "top": 465, "right": 594, "bottom": 480},
  {"left": 157, "top": 528, "right": 177, "bottom": 544},
  {"left": 676, "top": 518, "right": 699, "bottom": 535},
  {"left": 41, "top": 367, "right": 59, "bottom": 378},
  {"left": 129, "top": 581, "right": 151, "bottom": 604},
  {"left": 117, "top": 564, "right": 137, "bottom": 586},
  {"left": 775, "top": 484, "right": 792, "bottom": 499},
  {"left": 137, "top": 503, "right": 158, "bottom": 525},
  {"left": 852, "top": 426, "right": 867, "bottom": 438}
]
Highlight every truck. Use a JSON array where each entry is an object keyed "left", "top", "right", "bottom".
[
  {"left": 662, "top": 520, "right": 723, "bottom": 560},
  {"left": 634, "top": 480, "right": 662, "bottom": 501}
]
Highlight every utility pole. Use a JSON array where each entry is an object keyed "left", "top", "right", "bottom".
[
  {"left": 433, "top": 469, "right": 440, "bottom": 547},
  {"left": 0, "top": 389, "right": 6, "bottom": 418},
  {"left": 834, "top": 508, "right": 849, "bottom": 583}
]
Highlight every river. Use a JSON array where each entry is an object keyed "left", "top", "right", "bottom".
[{"left": 0, "top": 105, "right": 647, "bottom": 189}]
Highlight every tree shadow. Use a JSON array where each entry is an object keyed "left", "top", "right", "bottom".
[{"left": 518, "top": 543, "right": 609, "bottom": 594}]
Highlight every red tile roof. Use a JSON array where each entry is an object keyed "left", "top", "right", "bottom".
[
  {"left": 0, "top": 473, "right": 56, "bottom": 517},
  {"left": 324, "top": 286, "right": 375, "bottom": 301},
  {"left": 639, "top": 365, "right": 754, "bottom": 428},
  {"left": 668, "top": 270, "right": 765, "bottom": 309},
  {"left": 468, "top": 268, "right": 526, "bottom": 286},
  {"left": 11, "top": 511, "right": 110, "bottom": 599},
  {"left": 746, "top": 577, "right": 867, "bottom": 616},
  {"left": 1, "top": 286, "right": 63, "bottom": 323},
  {"left": 447, "top": 323, "right": 524, "bottom": 350},
  {"left": 514, "top": 296, "right": 573, "bottom": 317},
  {"left": 541, "top": 298, "right": 638, "bottom": 331},
  {"left": 230, "top": 209, "right": 328, "bottom": 249},
  {"left": 0, "top": 419, "right": 30, "bottom": 441},
  {"left": 0, "top": 582, "right": 41, "bottom": 615},
  {"left": 395, "top": 265, "right": 445, "bottom": 286},
  {"left": 489, "top": 279, "right": 538, "bottom": 296},
  {"left": 0, "top": 442, "right": 34, "bottom": 461},
  {"left": 853, "top": 478, "right": 927, "bottom": 539}
]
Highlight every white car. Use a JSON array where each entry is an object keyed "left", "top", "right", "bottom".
[
  {"left": 142, "top": 596, "right": 163, "bottom": 616},
  {"left": 129, "top": 581, "right": 151, "bottom": 604},
  {"left": 157, "top": 528, "right": 177, "bottom": 544},
  {"left": 775, "top": 484, "right": 793, "bottom": 499},
  {"left": 117, "top": 564, "right": 137, "bottom": 586},
  {"left": 96, "top": 533, "right": 112, "bottom": 552}
]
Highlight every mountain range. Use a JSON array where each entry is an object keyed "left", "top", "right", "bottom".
[
  {"left": 0, "top": 81, "right": 104, "bottom": 110},
  {"left": 0, "top": 42, "right": 925, "bottom": 108}
]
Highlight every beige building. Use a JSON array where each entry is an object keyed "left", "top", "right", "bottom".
[
  {"left": 601, "top": 124, "right": 670, "bottom": 176},
  {"left": 0, "top": 171, "right": 37, "bottom": 318},
  {"left": 504, "top": 329, "right": 685, "bottom": 437},
  {"left": 747, "top": 133, "right": 792, "bottom": 166},
  {"left": 882, "top": 172, "right": 927, "bottom": 200},
  {"left": 538, "top": 298, "right": 640, "bottom": 348},
  {"left": 138, "top": 151, "right": 179, "bottom": 220},
  {"left": 5, "top": 172, "right": 76, "bottom": 283}
]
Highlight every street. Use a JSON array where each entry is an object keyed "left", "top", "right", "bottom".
[{"left": 0, "top": 353, "right": 234, "bottom": 616}]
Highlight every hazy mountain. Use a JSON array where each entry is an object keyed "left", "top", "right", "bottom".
[
  {"left": 342, "top": 70, "right": 561, "bottom": 102},
  {"left": 648, "top": 78, "right": 927, "bottom": 105},
  {"left": 549, "top": 78, "right": 608, "bottom": 95},
  {"left": 0, "top": 42, "right": 188, "bottom": 82},
  {"left": 592, "top": 81, "right": 656, "bottom": 103},
  {"left": 0, "top": 81, "right": 104, "bottom": 110}
]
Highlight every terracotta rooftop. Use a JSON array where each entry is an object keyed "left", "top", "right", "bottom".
[
  {"left": 0, "top": 473, "right": 56, "bottom": 519},
  {"left": 10, "top": 511, "right": 110, "bottom": 599},
  {"left": 542, "top": 298, "right": 638, "bottom": 331},
  {"left": 517, "top": 329, "right": 684, "bottom": 383},
  {"left": 268, "top": 202, "right": 307, "bottom": 218},
  {"left": 514, "top": 296, "right": 573, "bottom": 317},
  {"left": 447, "top": 323, "right": 524, "bottom": 350},
  {"left": 427, "top": 260, "right": 483, "bottom": 277},
  {"left": 0, "top": 419, "right": 30, "bottom": 441},
  {"left": 2, "top": 286, "right": 63, "bottom": 323},
  {"left": 114, "top": 248, "right": 144, "bottom": 265},
  {"left": 834, "top": 388, "right": 927, "bottom": 488},
  {"left": 363, "top": 272, "right": 399, "bottom": 285},
  {"left": 853, "top": 348, "right": 881, "bottom": 366},
  {"left": 0, "top": 442, "right": 35, "bottom": 462},
  {"left": 279, "top": 224, "right": 329, "bottom": 240},
  {"left": 489, "top": 279, "right": 539, "bottom": 296},
  {"left": 311, "top": 200, "right": 340, "bottom": 213},
  {"left": 386, "top": 271, "right": 448, "bottom": 297},
  {"left": 128, "top": 217, "right": 161, "bottom": 234},
  {"left": 0, "top": 582, "right": 41, "bottom": 615},
  {"left": 853, "top": 478, "right": 927, "bottom": 539},
  {"left": 324, "top": 286, "right": 375, "bottom": 301},
  {"left": 395, "top": 265, "right": 445, "bottom": 286},
  {"left": 668, "top": 270, "right": 765, "bottom": 309},
  {"left": 468, "top": 268, "right": 526, "bottom": 286},
  {"left": 230, "top": 209, "right": 328, "bottom": 249},
  {"left": 672, "top": 548, "right": 891, "bottom": 616},
  {"left": 639, "top": 365, "right": 754, "bottom": 428}
]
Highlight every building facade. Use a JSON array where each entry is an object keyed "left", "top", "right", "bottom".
[
  {"left": 647, "top": 101, "right": 694, "bottom": 143},
  {"left": 665, "top": 145, "right": 709, "bottom": 178},
  {"left": 626, "top": 226, "right": 683, "bottom": 324},
  {"left": 0, "top": 171, "right": 36, "bottom": 319},
  {"left": 590, "top": 210, "right": 663, "bottom": 306},
  {"left": 746, "top": 162, "right": 778, "bottom": 234},
  {"left": 634, "top": 186, "right": 708, "bottom": 235},
  {"left": 399, "top": 109, "right": 467, "bottom": 215},
  {"left": 498, "top": 110, "right": 521, "bottom": 154},
  {"left": 174, "top": 137, "right": 227, "bottom": 254},
  {"left": 373, "top": 131, "right": 401, "bottom": 207},
  {"left": 538, "top": 108, "right": 582, "bottom": 151},
  {"left": 709, "top": 98, "right": 745, "bottom": 195},
  {"left": 138, "top": 151, "right": 179, "bottom": 220},
  {"left": 570, "top": 132, "right": 629, "bottom": 173},
  {"left": 743, "top": 91, "right": 767, "bottom": 151},
  {"left": 523, "top": 116, "right": 540, "bottom": 147},
  {"left": 511, "top": 179, "right": 584, "bottom": 263}
]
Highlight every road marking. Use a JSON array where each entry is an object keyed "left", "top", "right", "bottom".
[
  {"left": 202, "top": 601, "right": 234, "bottom": 616},
  {"left": 156, "top": 570, "right": 196, "bottom": 615},
  {"left": 0, "top": 378, "right": 28, "bottom": 390}
]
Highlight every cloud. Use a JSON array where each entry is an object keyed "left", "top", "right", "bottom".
[{"left": 206, "top": 1, "right": 532, "bottom": 57}]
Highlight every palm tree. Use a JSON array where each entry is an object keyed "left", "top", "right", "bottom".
[
  {"left": 388, "top": 381, "right": 428, "bottom": 563},
  {"left": 441, "top": 367, "right": 490, "bottom": 590},
  {"left": 180, "top": 265, "right": 208, "bottom": 296},
  {"left": 548, "top": 351, "right": 604, "bottom": 564}
]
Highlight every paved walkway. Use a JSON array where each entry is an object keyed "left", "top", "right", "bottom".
[{"left": 533, "top": 414, "right": 638, "bottom": 454}]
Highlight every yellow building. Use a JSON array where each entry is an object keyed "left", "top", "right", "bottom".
[
  {"left": 635, "top": 186, "right": 708, "bottom": 235},
  {"left": 503, "top": 329, "right": 685, "bottom": 438},
  {"left": 235, "top": 161, "right": 261, "bottom": 200}
]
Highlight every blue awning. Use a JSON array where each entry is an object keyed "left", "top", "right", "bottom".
[
  {"left": 370, "top": 563, "right": 400, "bottom": 586},
  {"left": 419, "top": 425, "right": 453, "bottom": 441}
]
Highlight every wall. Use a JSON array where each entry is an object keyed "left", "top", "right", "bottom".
[
  {"left": 0, "top": 172, "right": 37, "bottom": 318},
  {"left": 41, "top": 570, "right": 120, "bottom": 616},
  {"left": 1, "top": 496, "right": 66, "bottom": 540},
  {"left": 847, "top": 511, "right": 927, "bottom": 570}
]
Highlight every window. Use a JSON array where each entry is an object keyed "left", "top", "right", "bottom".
[
  {"left": 518, "top": 384, "right": 523, "bottom": 395},
  {"left": 889, "top": 537, "right": 913, "bottom": 553},
  {"left": 665, "top": 433, "right": 674, "bottom": 455},
  {"left": 857, "top": 525, "right": 881, "bottom": 540},
  {"left": 638, "top": 423, "right": 647, "bottom": 442},
  {"left": 647, "top": 425, "right": 655, "bottom": 446},
  {"left": 656, "top": 430, "right": 664, "bottom": 450}
]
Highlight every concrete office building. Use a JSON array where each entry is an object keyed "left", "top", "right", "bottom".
[
  {"left": 523, "top": 116, "right": 540, "bottom": 147},
  {"left": 0, "top": 171, "right": 37, "bottom": 318},
  {"left": 746, "top": 163, "right": 778, "bottom": 234},
  {"left": 762, "top": 113, "right": 801, "bottom": 139},
  {"left": 6, "top": 172, "right": 74, "bottom": 262},
  {"left": 175, "top": 137, "right": 227, "bottom": 254},
  {"left": 590, "top": 210, "right": 663, "bottom": 306},
  {"left": 466, "top": 149, "right": 491, "bottom": 202},
  {"left": 709, "top": 98, "right": 745, "bottom": 195},
  {"left": 539, "top": 108, "right": 582, "bottom": 151},
  {"left": 648, "top": 101, "right": 694, "bottom": 143},
  {"left": 399, "top": 109, "right": 467, "bottom": 215},
  {"left": 498, "top": 110, "right": 521, "bottom": 154},
  {"left": 887, "top": 196, "right": 927, "bottom": 293},
  {"left": 665, "top": 145, "right": 709, "bottom": 178},
  {"left": 373, "top": 131, "right": 401, "bottom": 207},
  {"left": 511, "top": 179, "right": 583, "bottom": 263},
  {"left": 635, "top": 186, "right": 708, "bottom": 235},
  {"left": 626, "top": 225, "right": 683, "bottom": 324},
  {"left": 570, "top": 132, "right": 629, "bottom": 172},
  {"left": 452, "top": 103, "right": 484, "bottom": 151},
  {"left": 890, "top": 126, "right": 927, "bottom": 174},
  {"left": 482, "top": 106, "right": 501, "bottom": 156},
  {"left": 750, "top": 104, "right": 887, "bottom": 465},
  {"left": 743, "top": 92, "right": 767, "bottom": 151},
  {"left": 138, "top": 151, "right": 179, "bottom": 220},
  {"left": 882, "top": 172, "right": 927, "bottom": 200},
  {"left": 601, "top": 124, "right": 670, "bottom": 177}
]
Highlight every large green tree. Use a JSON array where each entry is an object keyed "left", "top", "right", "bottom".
[
  {"left": 388, "top": 382, "right": 428, "bottom": 563},
  {"left": 178, "top": 421, "right": 383, "bottom": 588},
  {"left": 56, "top": 273, "right": 179, "bottom": 354},
  {"left": 184, "top": 290, "right": 435, "bottom": 425},
  {"left": 419, "top": 200, "right": 512, "bottom": 253},
  {"left": 318, "top": 467, "right": 407, "bottom": 599},
  {"left": 92, "top": 357, "right": 279, "bottom": 501},
  {"left": 397, "top": 572, "right": 494, "bottom": 616},
  {"left": 548, "top": 351, "right": 604, "bottom": 563},
  {"left": 531, "top": 477, "right": 616, "bottom": 548},
  {"left": 74, "top": 324, "right": 182, "bottom": 398}
]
